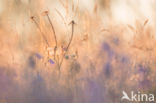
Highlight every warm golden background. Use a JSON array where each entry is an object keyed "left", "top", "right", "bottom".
[{"left": 0, "top": 0, "right": 156, "bottom": 103}]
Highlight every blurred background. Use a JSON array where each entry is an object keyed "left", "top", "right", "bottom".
[{"left": 0, "top": 0, "right": 156, "bottom": 103}]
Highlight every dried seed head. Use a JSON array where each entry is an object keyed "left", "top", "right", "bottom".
[
  {"left": 30, "top": 16, "right": 35, "bottom": 20},
  {"left": 69, "top": 20, "right": 76, "bottom": 25},
  {"left": 42, "top": 11, "right": 49, "bottom": 16}
]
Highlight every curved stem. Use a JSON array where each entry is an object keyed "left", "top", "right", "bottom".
[
  {"left": 32, "top": 17, "right": 49, "bottom": 46},
  {"left": 46, "top": 14, "right": 58, "bottom": 60},
  {"left": 58, "top": 20, "right": 75, "bottom": 70}
]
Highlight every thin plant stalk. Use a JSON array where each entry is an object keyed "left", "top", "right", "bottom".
[
  {"left": 31, "top": 17, "right": 49, "bottom": 47},
  {"left": 46, "top": 14, "right": 58, "bottom": 47},
  {"left": 45, "top": 13, "right": 58, "bottom": 61},
  {"left": 66, "top": 20, "right": 75, "bottom": 51},
  {"left": 58, "top": 20, "right": 75, "bottom": 70}
]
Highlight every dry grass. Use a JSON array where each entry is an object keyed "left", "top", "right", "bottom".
[{"left": 0, "top": 0, "right": 156, "bottom": 103}]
